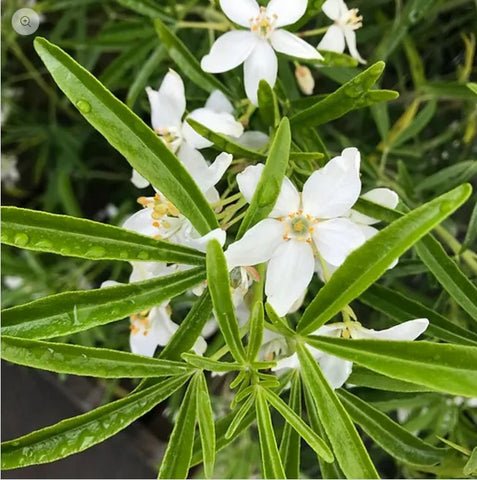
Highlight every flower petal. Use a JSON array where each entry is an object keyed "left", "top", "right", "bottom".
[
  {"left": 350, "top": 318, "right": 429, "bottom": 341},
  {"left": 146, "top": 70, "right": 185, "bottom": 130},
  {"left": 271, "top": 29, "right": 323, "bottom": 60},
  {"left": 349, "top": 188, "right": 399, "bottom": 225},
  {"left": 244, "top": 40, "right": 278, "bottom": 105},
  {"left": 225, "top": 218, "right": 283, "bottom": 268},
  {"left": 317, "top": 24, "right": 346, "bottom": 53},
  {"left": 237, "top": 164, "right": 300, "bottom": 217},
  {"left": 321, "top": 0, "right": 347, "bottom": 21},
  {"left": 265, "top": 240, "right": 315, "bottom": 316},
  {"left": 313, "top": 218, "right": 365, "bottom": 266},
  {"left": 318, "top": 353, "right": 353, "bottom": 389},
  {"left": 201, "top": 31, "right": 258, "bottom": 73},
  {"left": 302, "top": 148, "right": 361, "bottom": 218},
  {"left": 122, "top": 208, "right": 157, "bottom": 237},
  {"left": 186, "top": 227, "right": 227, "bottom": 252},
  {"left": 205, "top": 152, "right": 233, "bottom": 190},
  {"left": 273, "top": 352, "right": 300, "bottom": 371},
  {"left": 219, "top": 0, "right": 260, "bottom": 27},
  {"left": 266, "top": 0, "right": 307, "bottom": 27},
  {"left": 343, "top": 28, "right": 366, "bottom": 64},
  {"left": 205, "top": 90, "right": 234, "bottom": 114},
  {"left": 237, "top": 130, "right": 270, "bottom": 150},
  {"left": 183, "top": 108, "right": 244, "bottom": 148},
  {"left": 131, "top": 169, "right": 150, "bottom": 189},
  {"left": 177, "top": 143, "right": 214, "bottom": 190}
]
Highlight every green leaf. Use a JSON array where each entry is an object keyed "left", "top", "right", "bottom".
[
  {"left": 298, "top": 184, "right": 472, "bottom": 335},
  {"left": 158, "top": 376, "right": 198, "bottom": 479},
  {"left": 196, "top": 373, "right": 215, "bottom": 479},
  {"left": 338, "top": 389, "right": 445, "bottom": 466},
  {"left": 34, "top": 37, "right": 217, "bottom": 236},
  {"left": 463, "top": 447, "right": 477, "bottom": 476},
  {"left": 462, "top": 199, "right": 477, "bottom": 252},
  {"left": 116, "top": 0, "right": 170, "bottom": 18},
  {"left": 360, "top": 284, "right": 477, "bottom": 346},
  {"left": 182, "top": 353, "right": 242, "bottom": 372},
  {"left": 206, "top": 240, "right": 247, "bottom": 362},
  {"left": 258, "top": 79, "right": 280, "bottom": 128},
  {"left": 290, "top": 62, "right": 398, "bottom": 128},
  {"left": 467, "top": 83, "right": 477, "bottom": 96},
  {"left": 266, "top": 388, "right": 333, "bottom": 462},
  {"left": 415, "top": 237, "right": 477, "bottom": 322},
  {"left": 255, "top": 388, "right": 286, "bottom": 479},
  {"left": 225, "top": 395, "right": 255, "bottom": 440},
  {"left": 247, "top": 302, "right": 264, "bottom": 362},
  {"left": 348, "top": 366, "right": 433, "bottom": 393},
  {"left": 159, "top": 290, "right": 213, "bottom": 361},
  {"left": 420, "top": 81, "right": 477, "bottom": 100},
  {"left": 237, "top": 118, "right": 291, "bottom": 237},
  {"left": 1, "top": 268, "right": 205, "bottom": 340},
  {"left": 416, "top": 161, "right": 477, "bottom": 194},
  {"left": 279, "top": 373, "right": 302, "bottom": 479},
  {"left": 0, "top": 206, "right": 205, "bottom": 265},
  {"left": 1, "top": 336, "right": 192, "bottom": 378},
  {"left": 305, "top": 336, "right": 477, "bottom": 397},
  {"left": 154, "top": 18, "right": 229, "bottom": 95},
  {"left": 297, "top": 343, "right": 379, "bottom": 479},
  {"left": 1, "top": 375, "right": 189, "bottom": 470},
  {"left": 186, "top": 118, "right": 267, "bottom": 161}
]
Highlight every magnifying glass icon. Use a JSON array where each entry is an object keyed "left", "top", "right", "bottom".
[{"left": 20, "top": 15, "right": 31, "bottom": 27}]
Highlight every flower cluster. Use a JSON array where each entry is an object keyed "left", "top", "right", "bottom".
[{"left": 109, "top": 0, "right": 429, "bottom": 388}]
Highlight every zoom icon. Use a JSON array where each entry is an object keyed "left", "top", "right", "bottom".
[{"left": 12, "top": 8, "right": 40, "bottom": 36}]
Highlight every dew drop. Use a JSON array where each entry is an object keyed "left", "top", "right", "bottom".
[
  {"left": 13, "top": 233, "right": 29, "bottom": 247},
  {"left": 137, "top": 251, "right": 150, "bottom": 260},
  {"left": 36, "top": 239, "right": 53, "bottom": 249},
  {"left": 76, "top": 99, "right": 91, "bottom": 114},
  {"left": 86, "top": 246, "right": 106, "bottom": 258},
  {"left": 119, "top": 250, "right": 129, "bottom": 259}
]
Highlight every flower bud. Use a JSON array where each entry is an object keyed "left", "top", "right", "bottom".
[{"left": 295, "top": 64, "right": 315, "bottom": 95}]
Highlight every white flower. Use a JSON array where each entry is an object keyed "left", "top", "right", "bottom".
[
  {"left": 132, "top": 70, "right": 239, "bottom": 202},
  {"left": 225, "top": 148, "right": 366, "bottom": 316},
  {"left": 316, "top": 187, "right": 400, "bottom": 280},
  {"left": 318, "top": 0, "right": 366, "bottom": 64},
  {"left": 201, "top": 0, "right": 323, "bottom": 105},
  {"left": 274, "top": 318, "right": 429, "bottom": 388}
]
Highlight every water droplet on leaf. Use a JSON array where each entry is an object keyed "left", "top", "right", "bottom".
[
  {"left": 13, "top": 233, "right": 29, "bottom": 247},
  {"left": 76, "top": 100, "right": 91, "bottom": 113}
]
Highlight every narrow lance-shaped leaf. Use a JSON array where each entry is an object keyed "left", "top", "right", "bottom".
[
  {"left": 247, "top": 302, "right": 264, "bottom": 362},
  {"left": 298, "top": 184, "right": 472, "bottom": 335},
  {"left": 354, "top": 196, "right": 477, "bottom": 324},
  {"left": 1, "top": 375, "right": 189, "bottom": 470},
  {"left": 1, "top": 336, "right": 193, "bottom": 378},
  {"left": 158, "top": 375, "right": 198, "bottom": 479},
  {"left": 258, "top": 79, "right": 280, "bottom": 128},
  {"left": 0, "top": 206, "right": 205, "bottom": 265},
  {"left": 290, "top": 61, "right": 398, "bottom": 128},
  {"left": 305, "top": 336, "right": 477, "bottom": 397},
  {"left": 337, "top": 389, "right": 446, "bottom": 466},
  {"left": 34, "top": 37, "right": 217, "bottom": 235},
  {"left": 1, "top": 267, "right": 206, "bottom": 340},
  {"left": 255, "top": 388, "right": 286, "bottom": 479},
  {"left": 182, "top": 353, "right": 242, "bottom": 373},
  {"left": 196, "top": 372, "right": 216, "bottom": 479},
  {"left": 265, "top": 388, "right": 333, "bottom": 462},
  {"left": 360, "top": 284, "right": 477, "bottom": 346},
  {"left": 297, "top": 343, "right": 380, "bottom": 479},
  {"left": 206, "top": 240, "right": 247, "bottom": 362},
  {"left": 237, "top": 118, "right": 291, "bottom": 238},
  {"left": 154, "top": 18, "right": 230, "bottom": 95}
]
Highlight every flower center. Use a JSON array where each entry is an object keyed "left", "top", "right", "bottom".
[
  {"left": 250, "top": 6, "right": 277, "bottom": 39},
  {"left": 130, "top": 310, "right": 150, "bottom": 336},
  {"left": 338, "top": 8, "right": 363, "bottom": 30},
  {"left": 280, "top": 211, "right": 317, "bottom": 243},
  {"left": 154, "top": 127, "right": 182, "bottom": 153},
  {"left": 137, "top": 193, "right": 181, "bottom": 239}
]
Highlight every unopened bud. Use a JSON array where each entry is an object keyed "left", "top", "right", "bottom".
[{"left": 295, "top": 65, "right": 315, "bottom": 95}]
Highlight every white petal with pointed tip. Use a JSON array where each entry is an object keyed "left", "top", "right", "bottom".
[
  {"left": 271, "top": 29, "right": 323, "bottom": 60},
  {"left": 201, "top": 31, "right": 258, "bottom": 73},
  {"left": 344, "top": 28, "right": 366, "bottom": 64},
  {"left": 225, "top": 218, "right": 283, "bottom": 268},
  {"left": 205, "top": 90, "right": 234, "bottom": 114},
  {"left": 220, "top": 0, "right": 260, "bottom": 27},
  {"left": 349, "top": 188, "right": 399, "bottom": 225},
  {"left": 349, "top": 318, "right": 429, "bottom": 340},
  {"left": 237, "top": 164, "right": 300, "bottom": 217},
  {"left": 302, "top": 151, "right": 361, "bottom": 218},
  {"left": 122, "top": 208, "right": 157, "bottom": 237},
  {"left": 186, "top": 228, "right": 226, "bottom": 252},
  {"left": 266, "top": 0, "right": 307, "bottom": 27},
  {"left": 265, "top": 240, "right": 315, "bottom": 316},
  {"left": 317, "top": 24, "right": 346, "bottom": 53},
  {"left": 313, "top": 218, "right": 365, "bottom": 266},
  {"left": 244, "top": 40, "right": 278, "bottom": 105},
  {"left": 131, "top": 169, "right": 150, "bottom": 189},
  {"left": 321, "top": 0, "right": 347, "bottom": 21}
]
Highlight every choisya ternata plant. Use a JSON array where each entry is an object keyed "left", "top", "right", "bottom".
[{"left": 2, "top": 0, "right": 477, "bottom": 478}]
